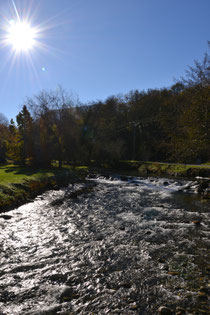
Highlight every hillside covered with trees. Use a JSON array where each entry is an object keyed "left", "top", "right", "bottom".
[{"left": 0, "top": 48, "right": 209, "bottom": 167}]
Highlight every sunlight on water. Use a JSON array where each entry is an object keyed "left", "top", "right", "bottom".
[{"left": 0, "top": 176, "right": 209, "bottom": 314}]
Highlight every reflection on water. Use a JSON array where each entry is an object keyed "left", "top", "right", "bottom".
[{"left": 0, "top": 175, "right": 209, "bottom": 314}]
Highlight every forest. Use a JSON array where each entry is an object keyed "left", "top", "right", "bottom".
[{"left": 0, "top": 48, "right": 209, "bottom": 168}]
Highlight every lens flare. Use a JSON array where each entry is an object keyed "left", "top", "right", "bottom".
[{"left": 6, "top": 20, "right": 36, "bottom": 52}]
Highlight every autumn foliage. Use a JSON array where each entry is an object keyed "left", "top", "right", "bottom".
[{"left": 1, "top": 50, "right": 209, "bottom": 166}]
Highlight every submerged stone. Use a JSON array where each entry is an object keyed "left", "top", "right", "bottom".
[
  {"left": 95, "top": 233, "right": 103, "bottom": 241},
  {"left": 158, "top": 258, "right": 166, "bottom": 263},
  {"left": 168, "top": 271, "right": 179, "bottom": 276},
  {"left": 59, "top": 286, "right": 76, "bottom": 303},
  {"left": 199, "top": 287, "right": 209, "bottom": 294},
  {"left": 158, "top": 306, "right": 173, "bottom": 314},
  {"left": 176, "top": 306, "right": 186, "bottom": 314},
  {"left": 197, "top": 291, "right": 208, "bottom": 301},
  {"left": 192, "top": 220, "right": 201, "bottom": 226},
  {"left": 51, "top": 198, "right": 63, "bottom": 206}
]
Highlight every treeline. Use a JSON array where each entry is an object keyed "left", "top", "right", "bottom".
[{"left": 0, "top": 49, "right": 209, "bottom": 167}]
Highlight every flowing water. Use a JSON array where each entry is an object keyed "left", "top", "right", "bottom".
[{"left": 0, "top": 175, "right": 209, "bottom": 315}]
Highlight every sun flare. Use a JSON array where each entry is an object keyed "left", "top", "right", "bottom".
[{"left": 6, "top": 20, "right": 36, "bottom": 52}]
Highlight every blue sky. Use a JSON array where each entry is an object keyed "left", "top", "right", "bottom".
[{"left": 0, "top": 0, "right": 209, "bottom": 120}]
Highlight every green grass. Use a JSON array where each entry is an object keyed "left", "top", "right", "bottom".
[
  {"left": 112, "top": 160, "right": 210, "bottom": 177},
  {"left": 202, "top": 162, "right": 210, "bottom": 166},
  {"left": 0, "top": 163, "right": 84, "bottom": 212},
  {"left": 0, "top": 164, "right": 57, "bottom": 186},
  {"left": 0, "top": 163, "right": 89, "bottom": 188},
  {"left": 0, "top": 160, "right": 209, "bottom": 212}
]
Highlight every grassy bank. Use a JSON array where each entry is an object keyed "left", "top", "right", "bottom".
[
  {"left": 0, "top": 164, "right": 87, "bottom": 213},
  {"left": 111, "top": 161, "right": 210, "bottom": 178},
  {"left": 1, "top": 161, "right": 209, "bottom": 213}
]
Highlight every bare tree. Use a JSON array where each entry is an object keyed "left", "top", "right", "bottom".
[
  {"left": 25, "top": 88, "right": 79, "bottom": 167},
  {"left": 181, "top": 45, "right": 210, "bottom": 87}
]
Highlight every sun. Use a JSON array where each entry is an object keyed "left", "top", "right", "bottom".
[{"left": 6, "top": 20, "right": 36, "bottom": 52}]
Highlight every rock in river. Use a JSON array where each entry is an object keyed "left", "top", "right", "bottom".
[
  {"left": 158, "top": 306, "right": 173, "bottom": 314},
  {"left": 0, "top": 215, "right": 12, "bottom": 220}
]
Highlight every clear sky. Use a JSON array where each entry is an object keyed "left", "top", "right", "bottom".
[{"left": 0, "top": 0, "right": 209, "bottom": 120}]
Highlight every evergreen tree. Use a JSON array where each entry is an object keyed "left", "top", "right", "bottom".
[
  {"left": 0, "top": 113, "right": 9, "bottom": 163},
  {"left": 16, "top": 105, "right": 33, "bottom": 165}
]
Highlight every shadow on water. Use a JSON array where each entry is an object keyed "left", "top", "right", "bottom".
[{"left": 173, "top": 191, "right": 210, "bottom": 213}]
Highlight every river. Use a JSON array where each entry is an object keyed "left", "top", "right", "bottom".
[{"left": 0, "top": 174, "right": 209, "bottom": 314}]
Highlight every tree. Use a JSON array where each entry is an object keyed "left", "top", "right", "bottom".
[
  {"left": 170, "top": 85, "right": 210, "bottom": 163},
  {"left": 0, "top": 113, "right": 9, "bottom": 163},
  {"left": 26, "top": 88, "right": 79, "bottom": 167},
  {"left": 181, "top": 46, "right": 210, "bottom": 88},
  {"left": 16, "top": 105, "right": 33, "bottom": 165}
]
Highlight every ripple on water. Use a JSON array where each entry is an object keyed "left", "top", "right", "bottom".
[{"left": 0, "top": 177, "right": 209, "bottom": 314}]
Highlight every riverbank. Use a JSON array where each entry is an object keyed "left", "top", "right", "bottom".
[
  {"left": 0, "top": 164, "right": 87, "bottom": 213},
  {"left": 89, "top": 160, "right": 210, "bottom": 198},
  {"left": 1, "top": 161, "right": 210, "bottom": 213},
  {"left": 108, "top": 160, "right": 210, "bottom": 178}
]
